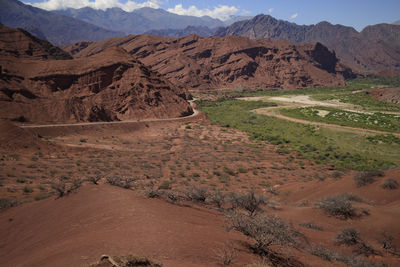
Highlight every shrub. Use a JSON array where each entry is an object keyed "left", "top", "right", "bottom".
[
  {"left": 230, "top": 190, "right": 266, "bottom": 216},
  {"left": 332, "top": 171, "right": 344, "bottom": 179},
  {"left": 354, "top": 243, "right": 379, "bottom": 257},
  {"left": 228, "top": 213, "right": 298, "bottom": 256},
  {"left": 0, "top": 198, "right": 19, "bottom": 210},
  {"left": 34, "top": 193, "right": 50, "bottom": 201},
  {"left": 381, "top": 179, "right": 398, "bottom": 190},
  {"left": 184, "top": 186, "right": 208, "bottom": 203},
  {"left": 51, "top": 180, "right": 66, "bottom": 198},
  {"left": 335, "top": 228, "right": 362, "bottom": 246},
  {"left": 23, "top": 186, "right": 33, "bottom": 194},
  {"left": 309, "top": 245, "right": 340, "bottom": 262},
  {"left": 380, "top": 233, "right": 400, "bottom": 256},
  {"left": 316, "top": 194, "right": 357, "bottom": 219},
  {"left": 215, "top": 242, "right": 238, "bottom": 266},
  {"left": 145, "top": 188, "right": 162, "bottom": 198},
  {"left": 88, "top": 176, "right": 101, "bottom": 185},
  {"left": 67, "top": 178, "right": 82, "bottom": 193},
  {"left": 89, "top": 254, "right": 162, "bottom": 267},
  {"left": 16, "top": 178, "right": 26, "bottom": 183},
  {"left": 79, "top": 138, "right": 87, "bottom": 143},
  {"left": 107, "top": 176, "right": 135, "bottom": 189},
  {"left": 209, "top": 190, "right": 226, "bottom": 209},
  {"left": 353, "top": 170, "right": 384, "bottom": 187},
  {"left": 158, "top": 180, "right": 171, "bottom": 190},
  {"left": 299, "top": 222, "right": 324, "bottom": 231}
]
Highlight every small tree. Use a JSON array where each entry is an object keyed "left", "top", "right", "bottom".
[
  {"left": 228, "top": 213, "right": 298, "bottom": 257},
  {"left": 230, "top": 190, "right": 266, "bottom": 216}
]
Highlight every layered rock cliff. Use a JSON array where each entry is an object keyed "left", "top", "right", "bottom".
[
  {"left": 0, "top": 26, "right": 192, "bottom": 123},
  {"left": 64, "top": 34, "right": 354, "bottom": 91}
]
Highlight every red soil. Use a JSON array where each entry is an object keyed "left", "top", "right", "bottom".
[{"left": 0, "top": 184, "right": 256, "bottom": 267}]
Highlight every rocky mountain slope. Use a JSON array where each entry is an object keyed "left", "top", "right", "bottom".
[
  {"left": 145, "top": 26, "right": 216, "bottom": 38},
  {"left": 54, "top": 7, "right": 224, "bottom": 35},
  {"left": 0, "top": 0, "right": 123, "bottom": 45},
  {"left": 0, "top": 25, "right": 192, "bottom": 123},
  {"left": 215, "top": 14, "right": 400, "bottom": 75},
  {"left": 63, "top": 34, "right": 355, "bottom": 91}
]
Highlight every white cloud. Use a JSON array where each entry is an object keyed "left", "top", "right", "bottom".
[
  {"left": 290, "top": 13, "right": 298, "bottom": 19},
  {"left": 167, "top": 4, "right": 239, "bottom": 21},
  {"left": 24, "top": 0, "right": 162, "bottom": 12},
  {"left": 268, "top": 8, "right": 274, "bottom": 13}
]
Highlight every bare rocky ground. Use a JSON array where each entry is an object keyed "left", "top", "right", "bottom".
[{"left": 0, "top": 112, "right": 399, "bottom": 266}]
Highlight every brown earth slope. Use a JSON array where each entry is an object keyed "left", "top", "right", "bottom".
[
  {"left": 0, "top": 184, "right": 256, "bottom": 267},
  {"left": 63, "top": 34, "right": 354, "bottom": 91},
  {"left": 0, "top": 26, "right": 192, "bottom": 123}
]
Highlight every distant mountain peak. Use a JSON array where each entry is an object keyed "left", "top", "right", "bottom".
[
  {"left": 0, "top": 0, "right": 123, "bottom": 45},
  {"left": 215, "top": 13, "right": 400, "bottom": 75}
]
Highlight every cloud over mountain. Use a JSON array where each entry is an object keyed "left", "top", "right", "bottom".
[{"left": 25, "top": 0, "right": 161, "bottom": 12}]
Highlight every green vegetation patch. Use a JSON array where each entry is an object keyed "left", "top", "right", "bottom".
[
  {"left": 280, "top": 107, "right": 400, "bottom": 132},
  {"left": 199, "top": 99, "right": 397, "bottom": 170}
]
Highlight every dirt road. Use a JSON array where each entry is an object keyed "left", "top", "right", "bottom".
[{"left": 20, "top": 100, "right": 199, "bottom": 129}]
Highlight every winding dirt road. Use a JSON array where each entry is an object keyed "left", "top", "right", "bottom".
[{"left": 19, "top": 100, "right": 199, "bottom": 129}]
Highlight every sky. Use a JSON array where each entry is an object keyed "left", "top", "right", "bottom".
[{"left": 23, "top": 0, "right": 400, "bottom": 31}]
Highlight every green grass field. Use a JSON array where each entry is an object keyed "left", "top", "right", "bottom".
[
  {"left": 280, "top": 107, "right": 400, "bottom": 132},
  {"left": 198, "top": 77, "right": 400, "bottom": 170}
]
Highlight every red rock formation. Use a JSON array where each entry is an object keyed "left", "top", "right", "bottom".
[
  {"left": 0, "top": 26, "right": 192, "bottom": 123},
  {"left": 64, "top": 34, "right": 354, "bottom": 91}
]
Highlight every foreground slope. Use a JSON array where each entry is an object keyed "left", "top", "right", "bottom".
[
  {"left": 0, "top": 0, "right": 123, "bottom": 45},
  {"left": 64, "top": 34, "right": 354, "bottom": 91},
  {"left": 0, "top": 26, "right": 192, "bottom": 123},
  {"left": 216, "top": 15, "right": 400, "bottom": 75},
  {"left": 0, "top": 184, "right": 255, "bottom": 267}
]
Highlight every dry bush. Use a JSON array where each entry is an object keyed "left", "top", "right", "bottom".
[
  {"left": 335, "top": 228, "right": 379, "bottom": 257},
  {"left": 335, "top": 228, "right": 362, "bottom": 246},
  {"left": 230, "top": 190, "right": 266, "bottom": 216},
  {"left": 106, "top": 176, "right": 135, "bottom": 189},
  {"left": 209, "top": 190, "right": 226, "bottom": 209},
  {"left": 88, "top": 176, "right": 102, "bottom": 185},
  {"left": 381, "top": 179, "right": 398, "bottom": 190},
  {"left": 299, "top": 222, "right": 324, "bottom": 231},
  {"left": 87, "top": 254, "right": 162, "bottom": 267},
  {"left": 309, "top": 245, "right": 340, "bottom": 262},
  {"left": 380, "top": 233, "right": 400, "bottom": 256},
  {"left": 145, "top": 188, "right": 162, "bottom": 198},
  {"left": 51, "top": 178, "right": 82, "bottom": 198},
  {"left": 183, "top": 186, "right": 208, "bottom": 203},
  {"left": 316, "top": 194, "right": 359, "bottom": 219},
  {"left": 228, "top": 212, "right": 298, "bottom": 257},
  {"left": 309, "top": 244, "right": 385, "bottom": 266},
  {"left": 353, "top": 170, "right": 384, "bottom": 187},
  {"left": 215, "top": 242, "right": 238, "bottom": 265}
]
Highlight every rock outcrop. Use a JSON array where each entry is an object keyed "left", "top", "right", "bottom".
[
  {"left": 0, "top": 26, "right": 192, "bottom": 123},
  {"left": 64, "top": 34, "right": 354, "bottom": 91}
]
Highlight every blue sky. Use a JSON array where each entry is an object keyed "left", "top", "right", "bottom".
[{"left": 24, "top": 0, "right": 400, "bottom": 31}]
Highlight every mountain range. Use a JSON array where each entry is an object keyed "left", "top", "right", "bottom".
[
  {"left": 1, "top": 0, "right": 399, "bottom": 76},
  {"left": 54, "top": 7, "right": 226, "bottom": 35},
  {"left": 216, "top": 15, "right": 400, "bottom": 75},
  {"left": 0, "top": 0, "right": 124, "bottom": 45}
]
